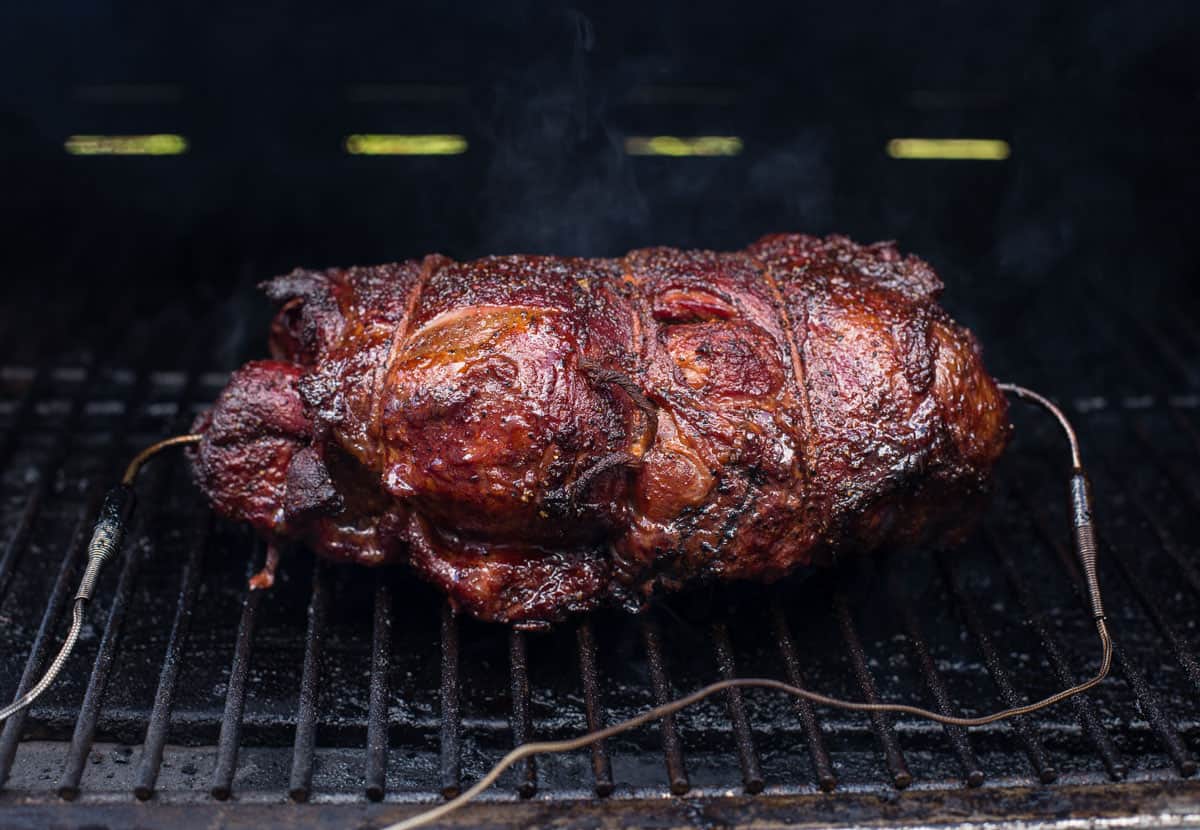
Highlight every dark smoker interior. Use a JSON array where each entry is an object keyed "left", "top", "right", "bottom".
[
  {"left": 4, "top": 2, "right": 1198, "bottom": 386},
  {"left": 1, "top": 3, "right": 1198, "bottom": 827}
]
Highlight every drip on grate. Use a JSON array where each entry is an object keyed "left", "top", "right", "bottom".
[{"left": 0, "top": 359, "right": 1197, "bottom": 807}]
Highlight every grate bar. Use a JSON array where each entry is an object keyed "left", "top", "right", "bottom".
[
  {"left": 640, "top": 615, "right": 690, "bottom": 795},
  {"left": 1105, "top": 541, "right": 1200, "bottom": 695},
  {"left": 0, "top": 492, "right": 96, "bottom": 788},
  {"left": 438, "top": 602, "right": 462, "bottom": 799},
  {"left": 288, "top": 561, "right": 329, "bottom": 802},
  {"left": 1092, "top": 449, "right": 1200, "bottom": 600},
  {"left": 59, "top": 366, "right": 203, "bottom": 799},
  {"left": 1020, "top": 491, "right": 1198, "bottom": 778},
  {"left": 0, "top": 362, "right": 110, "bottom": 604},
  {"left": 770, "top": 601, "right": 837, "bottom": 791},
  {"left": 0, "top": 358, "right": 151, "bottom": 787},
  {"left": 133, "top": 516, "right": 209, "bottom": 799},
  {"left": 57, "top": 526, "right": 145, "bottom": 799},
  {"left": 210, "top": 550, "right": 266, "bottom": 800},
  {"left": 575, "top": 618, "right": 614, "bottom": 796},
  {"left": 507, "top": 629, "right": 538, "bottom": 798},
  {"left": 833, "top": 595, "right": 912, "bottom": 789},
  {"left": 2, "top": 364, "right": 154, "bottom": 790},
  {"left": 985, "top": 532, "right": 1126, "bottom": 781},
  {"left": 1077, "top": 604, "right": 1196, "bottom": 778},
  {"left": 364, "top": 581, "right": 392, "bottom": 801},
  {"left": 711, "top": 621, "right": 765, "bottom": 794},
  {"left": 0, "top": 482, "right": 54, "bottom": 604},
  {"left": 936, "top": 553, "right": 1058, "bottom": 784},
  {"left": 888, "top": 586, "right": 985, "bottom": 787}
]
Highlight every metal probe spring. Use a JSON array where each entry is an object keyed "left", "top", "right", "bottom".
[
  {"left": 0, "top": 434, "right": 202, "bottom": 724},
  {"left": 382, "top": 383, "right": 1113, "bottom": 830}
]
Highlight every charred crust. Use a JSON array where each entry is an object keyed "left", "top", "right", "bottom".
[{"left": 284, "top": 445, "right": 344, "bottom": 522}]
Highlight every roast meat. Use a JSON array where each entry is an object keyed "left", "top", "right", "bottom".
[{"left": 191, "top": 234, "right": 1009, "bottom": 625}]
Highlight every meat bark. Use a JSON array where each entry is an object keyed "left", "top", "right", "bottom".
[{"left": 190, "top": 234, "right": 1010, "bottom": 624}]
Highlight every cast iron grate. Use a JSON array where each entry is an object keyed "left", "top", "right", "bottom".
[{"left": 0, "top": 358, "right": 1197, "bottom": 816}]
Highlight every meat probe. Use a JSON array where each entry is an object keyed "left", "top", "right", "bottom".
[
  {"left": 0, "top": 434, "right": 201, "bottom": 723},
  {"left": 0, "top": 386, "right": 1110, "bottom": 825}
]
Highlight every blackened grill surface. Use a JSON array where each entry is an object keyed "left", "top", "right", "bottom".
[{"left": 1, "top": 318, "right": 1199, "bottom": 828}]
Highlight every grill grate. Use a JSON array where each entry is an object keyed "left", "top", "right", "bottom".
[{"left": 0, "top": 360, "right": 1198, "bottom": 825}]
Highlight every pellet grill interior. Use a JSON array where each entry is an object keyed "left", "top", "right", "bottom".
[{"left": 2, "top": 3, "right": 1200, "bottom": 829}]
